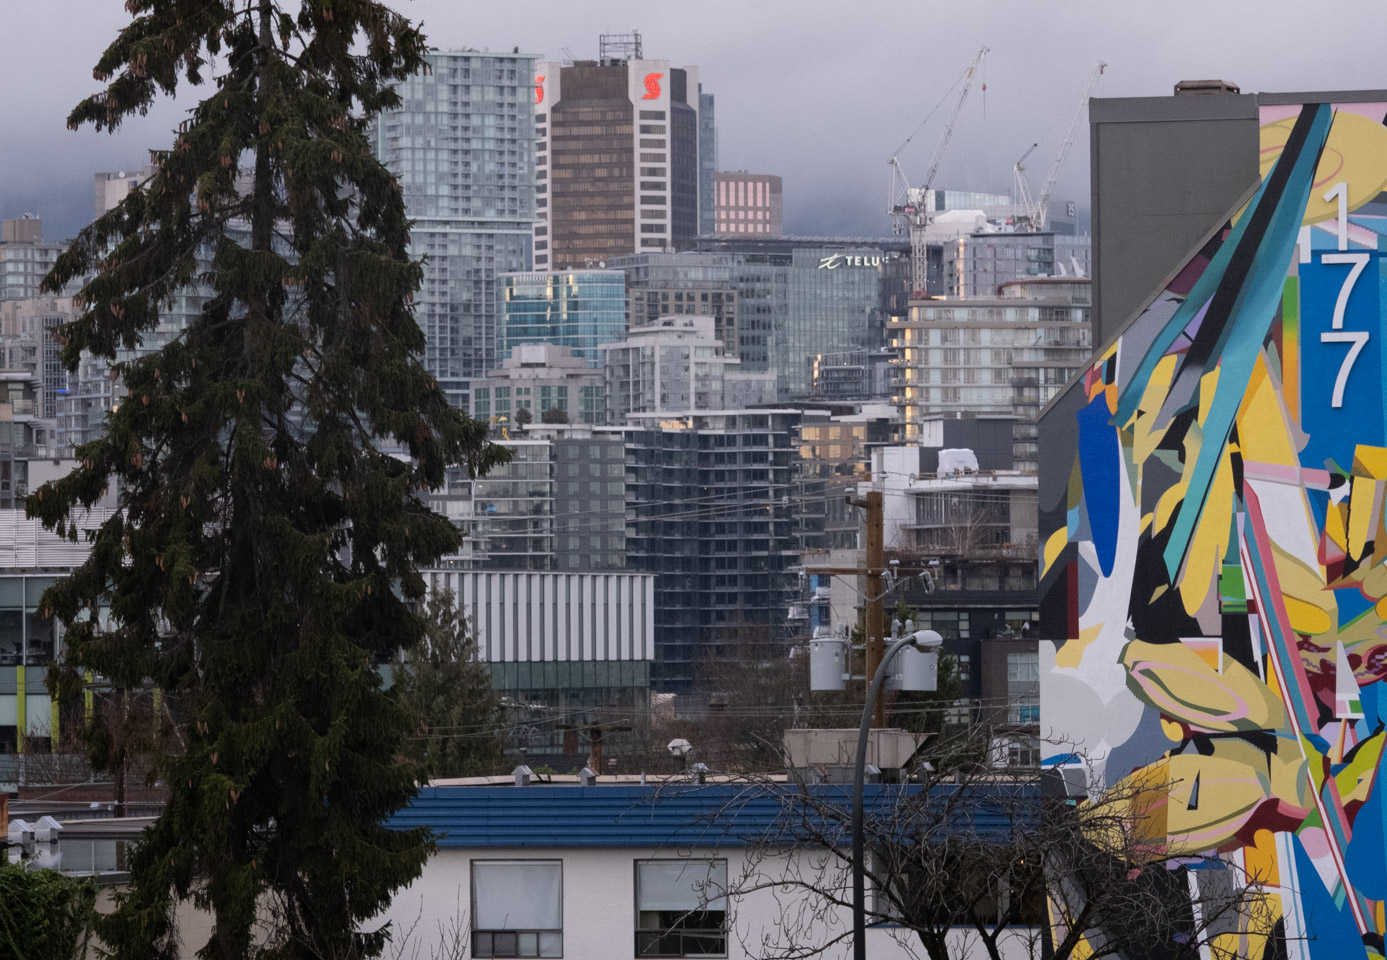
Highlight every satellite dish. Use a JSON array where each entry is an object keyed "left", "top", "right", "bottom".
[{"left": 599, "top": 261, "right": 606, "bottom": 268}]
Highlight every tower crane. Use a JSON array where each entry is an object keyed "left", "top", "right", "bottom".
[
  {"left": 1012, "top": 142, "right": 1038, "bottom": 227},
  {"left": 1016, "top": 61, "right": 1105, "bottom": 232},
  {"left": 888, "top": 46, "right": 988, "bottom": 296}
]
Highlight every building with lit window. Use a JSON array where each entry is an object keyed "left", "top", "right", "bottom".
[
  {"left": 371, "top": 49, "right": 538, "bottom": 406},
  {"left": 498, "top": 270, "right": 626, "bottom": 365},
  {"left": 534, "top": 33, "right": 702, "bottom": 270},
  {"left": 888, "top": 279, "right": 1092, "bottom": 473},
  {"left": 713, "top": 172, "right": 782, "bottom": 236}
]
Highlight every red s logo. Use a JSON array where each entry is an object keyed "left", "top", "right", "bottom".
[
  {"left": 535, "top": 76, "right": 545, "bottom": 104},
  {"left": 642, "top": 73, "right": 663, "bottom": 100}
]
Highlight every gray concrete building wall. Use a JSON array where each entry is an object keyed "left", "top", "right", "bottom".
[{"left": 1088, "top": 92, "right": 1258, "bottom": 346}]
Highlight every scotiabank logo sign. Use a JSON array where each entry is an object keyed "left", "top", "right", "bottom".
[
  {"left": 535, "top": 75, "right": 545, "bottom": 103},
  {"left": 642, "top": 73, "right": 663, "bottom": 100}
]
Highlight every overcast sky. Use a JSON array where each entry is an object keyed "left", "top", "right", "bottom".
[{"left": 3, "top": 1, "right": 1386, "bottom": 243}]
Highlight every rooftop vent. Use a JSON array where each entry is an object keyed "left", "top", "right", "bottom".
[
  {"left": 578, "top": 766, "right": 597, "bottom": 786},
  {"left": 1174, "top": 79, "right": 1241, "bottom": 96},
  {"left": 512, "top": 764, "right": 534, "bottom": 787}
]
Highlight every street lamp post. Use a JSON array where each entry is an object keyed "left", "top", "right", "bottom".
[{"left": 852, "top": 627, "right": 942, "bottom": 960}]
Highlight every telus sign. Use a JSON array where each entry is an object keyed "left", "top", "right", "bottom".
[{"left": 817, "top": 254, "right": 883, "bottom": 270}]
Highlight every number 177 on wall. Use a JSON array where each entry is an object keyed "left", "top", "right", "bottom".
[{"left": 1301, "top": 182, "right": 1378, "bottom": 409}]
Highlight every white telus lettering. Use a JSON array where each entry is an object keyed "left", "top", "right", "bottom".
[{"left": 816, "top": 254, "right": 882, "bottom": 270}]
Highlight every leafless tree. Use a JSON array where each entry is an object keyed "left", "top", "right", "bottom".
[{"left": 711, "top": 724, "right": 1280, "bottom": 960}]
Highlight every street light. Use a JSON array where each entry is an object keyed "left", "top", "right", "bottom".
[{"left": 852, "top": 627, "right": 942, "bottom": 960}]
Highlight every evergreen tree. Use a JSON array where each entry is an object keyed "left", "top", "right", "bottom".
[
  {"left": 0, "top": 860, "right": 96, "bottom": 960},
  {"left": 30, "top": 2, "right": 506, "bottom": 957},
  {"left": 392, "top": 590, "right": 506, "bottom": 779}
]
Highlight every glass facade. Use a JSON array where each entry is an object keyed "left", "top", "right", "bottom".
[
  {"left": 943, "top": 233, "right": 1091, "bottom": 298},
  {"left": 698, "top": 90, "right": 716, "bottom": 236},
  {"left": 0, "top": 574, "right": 63, "bottom": 752},
  {"left": 694, "top": 236, "right": 910, "bottom": 400},
  {"left": 499, "top": 271, "right": 627, "bottom": 364},
  {"left": 372, "top": 51, "right": 537, "bottom": 404},
  {"left": 611, "top": 251, "right": 739, "bottom": 356}
]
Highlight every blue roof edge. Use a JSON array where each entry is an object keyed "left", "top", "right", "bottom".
[{"left": 386, "top": 782, "right": 1038, "bottom": 849}]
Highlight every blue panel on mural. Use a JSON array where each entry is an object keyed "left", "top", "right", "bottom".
[
  {"left": 1344, "top": 758, "right": 1387, "bottom": 900},
  {"left": 1299, "top": 251, "right": 1384, "bottom": 470},
  {"left": 1076, "top": 395, "right": 1120, "bottom": 577},
  {"left": 1295, "top": 834, "right": 1370, "bottom": 960}
]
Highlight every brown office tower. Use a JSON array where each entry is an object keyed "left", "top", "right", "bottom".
[{"left": 534, "top": 33, "right": 701, "bottom": 270}]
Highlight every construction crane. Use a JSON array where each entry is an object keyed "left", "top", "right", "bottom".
[
  {"left": 1012, "top": 142, "right": 1038, "bottom": 228},
  {"left": 888, "top": 46, "right": 988, "bottom": 296},
  {"left": 1015, "top": 61, "right": 1105, "bottom": 232}
]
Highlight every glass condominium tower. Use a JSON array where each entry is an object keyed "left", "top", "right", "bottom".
[{"left": 372, "top": 49, "right": 538, "bottom": 409}]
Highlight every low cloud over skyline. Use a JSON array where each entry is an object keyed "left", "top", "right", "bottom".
[{"left": 3, "top": 1, "right": 1385, "bottom": 243}]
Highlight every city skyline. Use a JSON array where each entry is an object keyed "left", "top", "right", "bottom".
[{"left": 4, "top": 1, "right": 1385, "bottom": 244}]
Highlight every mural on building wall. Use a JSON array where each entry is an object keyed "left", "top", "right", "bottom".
[{"left": 1041, "top": 100, "right": 1387, "bottom": 960}]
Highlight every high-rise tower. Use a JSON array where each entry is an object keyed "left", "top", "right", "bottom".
[
  {"left": 372, "top": 49, "right": 538, "bottom": 409},
  {"left": 534, "top": 33, "right": 700, "bottom": 270}
]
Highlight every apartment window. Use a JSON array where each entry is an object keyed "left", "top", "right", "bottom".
[
  {"left": 1006, "top": 652, "right": 1039, "bottom": 682},
  {"left": 1011, "top": 699, "right": 1040, "bottom": 724},
  {"left": 635, "top": 859, "right": 728, "bottom": 958},
  {"left": 472, "top": 860, "right": 562, "bottom": 958}
]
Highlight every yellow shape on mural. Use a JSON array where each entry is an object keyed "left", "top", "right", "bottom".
[
  {"left": 1267, "top": 542, "right": 1335, "bottom": 636},
  {"left": 1129, "top": 353, "right": 1179, "bottom": 463},
  {"left": 1098, "top": 741, "right": 1278, "bottom": 856},
  {"left": 1348, "top": 475, "right": 1380, "bottom": 560},
  {"left": 1283, "top": 595, "right": 1333, "bottom": 636},
  {"left": 1238, "top": 356, "right": 1301, "bottom": 467},
  {"left": 1257, "top": 110, "right": 1387, "bottom": 226},
  {"left": 1056, "top": 623, "right": 1103, "bottom": 669},
  {"left": 1043, "top": 526, "right": 1069, "bottom": 578},
  {"left": 1245, "top": 829, "right": 1282, "bottom": 887},
  {"left": 1120, "top": 639, "right": 1289, "bottom": 733},
  {"left": 1180, "top": 443, "right": 1235, "bottom": 617},
  {"left": 1354, "top": 445, "right": 1387, "bottom": 480}
]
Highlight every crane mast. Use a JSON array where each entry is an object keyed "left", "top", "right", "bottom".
[
  {"left": 888, "top": 46, "right": 988, "bottom": 296},
  {"left": 1020, "top": 62, "right": 1105, "bottom": 232}
]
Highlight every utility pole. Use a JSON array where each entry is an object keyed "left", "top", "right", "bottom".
[
  {"left": 863, "top": 491, "right": 887, "bottom": 729},
  {"left": 811, "top": 491, "right": 892, "bottom": 728}
]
